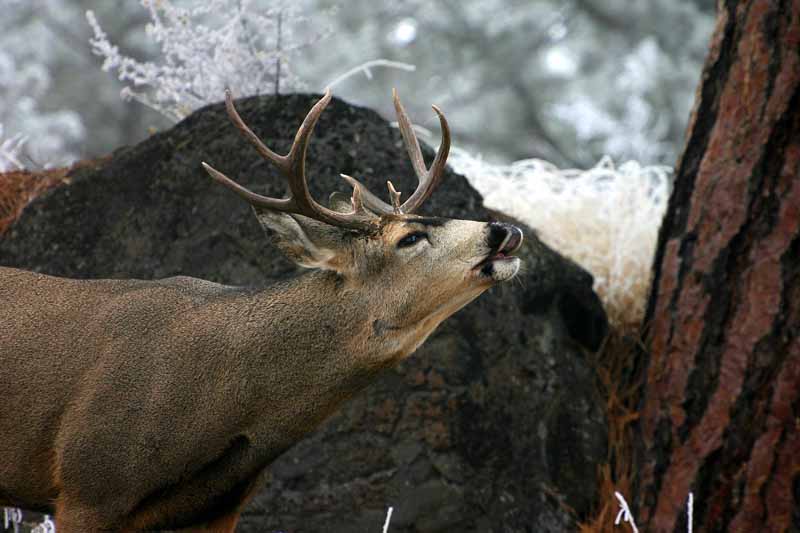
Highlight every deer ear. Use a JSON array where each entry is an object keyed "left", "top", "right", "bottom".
[{"left": 253, "top": 208, "right": 351, "bottom": 272}]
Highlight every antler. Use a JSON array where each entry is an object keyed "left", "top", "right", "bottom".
[
  {"left": 386, "top": 181, "right": 402, "bottom": 214},
  {"left": 203, "top": 89, "right": 450, "bottom": 224},
  {"left": 343, "top": 89, "right": 451, "bottom": 216},
  {"left": 202, "top": 89, "right": 376, "bottom": 230},
  {"left": 393, "top": 89, "right": 451, "bottom": 213}
]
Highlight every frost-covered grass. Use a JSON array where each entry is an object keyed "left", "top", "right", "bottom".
[
  {"left": 0, "top": 124, "right": 26, "bottom": 172},
  {"left": 2, "top": 508, "right": 53, "bottom": 533},
  {"left": 382, "top": 506, "right": 393, "bottom": 533},
  {"left": 611, "top": 491, "right": 694, "bottom": 533},
  {"left": 448, "top": 150, "right": 671, "bottom": 327}
]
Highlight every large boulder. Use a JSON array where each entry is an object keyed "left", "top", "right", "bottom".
[{"left": 0, "top": 94, "right": 608, "bottom": 532}]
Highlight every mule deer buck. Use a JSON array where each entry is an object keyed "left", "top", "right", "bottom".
[{"left": 0, "top": 89, "right": 524, "bottom": 532}]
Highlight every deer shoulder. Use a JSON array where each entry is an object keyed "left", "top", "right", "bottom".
[{"left": 0, "top": 90, "right": 523, "bottom": 532}]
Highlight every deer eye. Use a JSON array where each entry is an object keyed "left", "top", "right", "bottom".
[{"left": 397, "top": 232, "right": 428, "bottom": 248}]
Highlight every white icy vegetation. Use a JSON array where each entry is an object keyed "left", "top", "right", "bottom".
[
  {"left": 0, "top": 51, "right": 85, "bottom": 169},
  {"left": 449, "top": 150, "right": 670, "bottom": 327},
  {"left": 86, "top": 0, "right": 326, "bottom": 122},
  {"left": 85, "top": 0, "right": 413, "bottom": 122},
  {"left": 0, "top": 123, "right": 26, "bottom": 172}
]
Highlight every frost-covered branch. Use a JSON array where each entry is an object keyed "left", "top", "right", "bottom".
[
  {"left": 0, "top": 124, "right": 27, "bottom": 172},
  {"left": 0, "top": 50, "right": 84, "bottom": 168},
  {"left": 612, "top": 491, "right": 694, "bottom": 532},
  {"left": 324, "top": 60, "right": 416, "bottom": 90},
  {"left": 382, "top": 506, "right": 394, "bottom": 533},
  {"left": 86, "top": 1, "right": 420, "bottom": 121},
  {"left": 614, "top": 492, "right": 640, "bottom": 533},
  {"left": 86, "top": 0, "right": 330, "bottom": 122},
  {"left": 2, "top": 507, "right": 54, "bottom": 533}
]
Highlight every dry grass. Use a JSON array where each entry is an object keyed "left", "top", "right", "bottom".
[
  {"left": 0, "top": 158, "right": 108, "bottom": 236},
  {"left": 0, "top": 169, "right": 68, "bottom": 235},
  {"left": 579, "top": 326, "right": 646, "bottom": 533}
]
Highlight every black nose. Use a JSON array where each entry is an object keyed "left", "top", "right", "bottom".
[{"left": 488, "top": 222, "right": 522, "bottom": 253}]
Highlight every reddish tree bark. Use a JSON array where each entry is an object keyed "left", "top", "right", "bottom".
[{"left": 637, "top": 2, "right": 800, "bottom": 532}]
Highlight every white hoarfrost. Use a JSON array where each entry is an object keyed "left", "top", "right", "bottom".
[
  {"left": 85, "top": 0, "right": 412, "bottom": 124},
  {"left": 612, "top": 491, "right": 694, "bottom": 533},
  {"left": 0, "top": 51, "right": 85, "bottom": 169},
  {"left": 86, "top": 0, "right": 326, "bottom": 122},
  {"left": 0, "top": 123, "right": 27, "bottom": 172},
  {"left": 614, "top": 491, "right": 640, "bottom": 533},
  {"left": 449, "top": 149, "right": 670, "bottom": 327}
]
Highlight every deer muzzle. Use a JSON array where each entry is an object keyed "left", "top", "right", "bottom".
[{"left": 477, "top": 222, "right": 523, "bottom": 281}]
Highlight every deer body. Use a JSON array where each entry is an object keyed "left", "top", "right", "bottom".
[
  {"left": 0, "top": 90, "right": 524, "bottom": 531},
  {"left": 1, "top": 267, "right": 449, "bottom": 529}
]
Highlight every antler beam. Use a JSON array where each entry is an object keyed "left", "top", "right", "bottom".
[
  {"left": 203, "top": 88, "right": 450, "bottom": 225},
  {"left": 348, "top": 89, "right": 451, "bottom": 216},
  {"left": 202, "top": 89, "right": 375, "bottom": 230}
]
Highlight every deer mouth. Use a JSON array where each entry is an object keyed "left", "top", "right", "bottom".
[{"left": 475, "top": 224, "right": 523, "bottom": 280}]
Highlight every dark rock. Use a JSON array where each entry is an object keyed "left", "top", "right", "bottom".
[{"left": 0, "top": 93, "right": 608, "bottom": 532}]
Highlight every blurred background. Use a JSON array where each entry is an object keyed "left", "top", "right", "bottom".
[
  {"left": 0, "top": 0, "right": 717, "bottom": 328},
  {"left": 1, "top": 0, "right": 714, "bottom": 170}
]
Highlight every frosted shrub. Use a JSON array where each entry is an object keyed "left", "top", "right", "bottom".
[
  {"left": 86, "top": 0, "right": 415, "bottom": 123},
  {"left": 0, "top": 124, "right": 26, "bottom": 172},
  {"left": 449, "top": 150, "right": 670, "bottom": 327},
  {"left": 551, "top": 38, "right": 681, "bottom": 164},
  {"left": 87, "top": 0, "right": 328, "bottom": 122},
  {"left": 0, "top": 51, "right": 84, "bottom": 168},
  {"left": 613, "top": 491, "right": 694, "bottom": 532}
]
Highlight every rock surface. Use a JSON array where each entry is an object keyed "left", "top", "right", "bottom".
[{"left": 0, "top": 94, "right": 608, "bottom": 532}]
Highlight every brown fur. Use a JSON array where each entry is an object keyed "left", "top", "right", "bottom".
[{"left": 0, "top": 210, "right": 521, "bottom": 531}]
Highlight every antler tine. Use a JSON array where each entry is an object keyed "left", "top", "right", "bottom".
[
  {"left": 202, "top": 162, "right": 293, "bottom": 211},
  {"left": 387, "top": 181, "right": 402, "bottom": 214},
  {"left": 392, "top": 89, "right": 451, "bottom": 214},
  {"left": 339, "top": 174, "right": 395, "bottom": 215},
  {"left": 224, "top": 89, "right": 285, "bottom": 170},
  {"left": 283, "top": 89, "right": 335, "bottom": 218},
  {"left": 392, "top": 89, "right": 426, "bottom": 179},
  {"left": 205, "top": 89, "right": 377, "bottom": 230}
]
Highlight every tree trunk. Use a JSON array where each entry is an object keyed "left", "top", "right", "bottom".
[{"left": 637, "top": 2, "right": 800, "bottom": 532}]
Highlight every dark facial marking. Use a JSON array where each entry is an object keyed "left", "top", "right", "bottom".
[{"left": 372, "top": 319, "right": 402, "bottom": 336}]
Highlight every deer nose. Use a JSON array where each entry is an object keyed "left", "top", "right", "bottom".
[{"left": 487, "top": 222, "right": 523, "bottom": 254}]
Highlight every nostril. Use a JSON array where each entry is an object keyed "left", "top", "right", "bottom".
[{"left": 487, "top": 222, "right": 510, "bottom": 251}]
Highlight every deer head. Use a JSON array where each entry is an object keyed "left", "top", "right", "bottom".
[{"left": 202, "top": 89, "right": 522, "bottom": 359}]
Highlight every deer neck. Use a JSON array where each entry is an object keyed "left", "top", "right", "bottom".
[
  {"left": 232, "top": 269, "right": 479, "bottom": 447},
  {"left": 231, "top": 271, "right": 391, "bottom": 445},
  {"left": 245, "top": 269, "right": 453, "bottom": 365}
]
